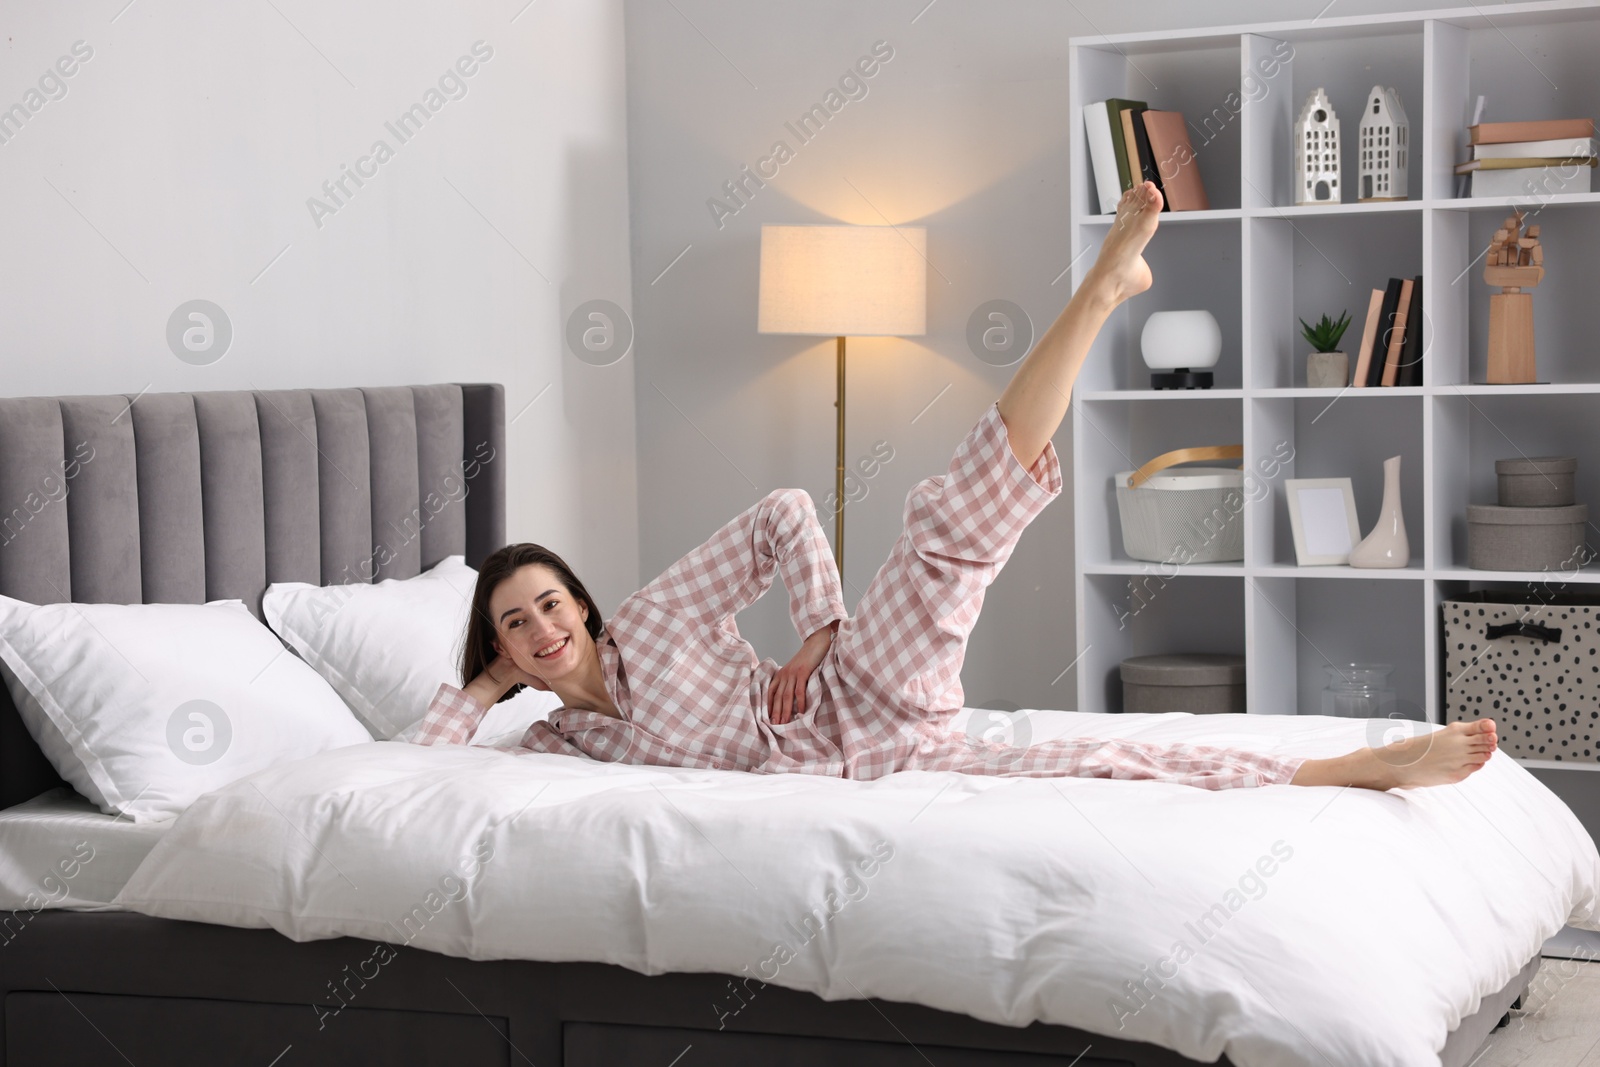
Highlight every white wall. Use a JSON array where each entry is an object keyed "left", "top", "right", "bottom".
[
  {"left": 621, "top": 0, "right": 1536, "bottom": 711},
  {"left": 0, "top": 0, "right": 640, "bottom": 611}
]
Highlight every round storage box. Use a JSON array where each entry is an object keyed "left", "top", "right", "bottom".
[
  {"left": 1120, "top": 653, "right": 1246, "bottom": 714},
  {"left": 1115, "top": 466, "right": 1245, "bottom": 564},
  {"left": 1467, "top": 502, "right": 1588, "bottom": 571},
  {"left": 1496, "top": 456, "right": 1576, "bottom": 507}
]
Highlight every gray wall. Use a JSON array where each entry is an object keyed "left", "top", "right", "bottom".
[
  {"left": 0, "top": 0, "right": 641, "bottom": 612},
  {"left": 622, "top": 0, "right": 1517, "bottom": 710}
]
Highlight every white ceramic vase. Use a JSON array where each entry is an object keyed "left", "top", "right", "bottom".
[{"left": 1349, "top": 454, "right": 1409, "bottom": 568}]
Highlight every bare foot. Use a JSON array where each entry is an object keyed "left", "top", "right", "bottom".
[
  {"left": 1085, "top": 180, "right": 1163, "bottom": 305},
  {"left": 1376, "top": 718, "right": 1498, "bottom": 789},
  {"left": 1289, "top": 718, "right": 1498, "bottom": 790}
]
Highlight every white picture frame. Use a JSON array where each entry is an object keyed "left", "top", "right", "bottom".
[{"left": 1284, "top": 478, "right": 1362, "bottom": 565}]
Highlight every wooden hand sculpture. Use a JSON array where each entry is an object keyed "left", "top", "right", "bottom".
[
  {"left": 1484, "top": 211, "right": 1544, "bottom": 383},
  {"left": 1484, "top": 213, "right": 1544, "bottom": 287}
]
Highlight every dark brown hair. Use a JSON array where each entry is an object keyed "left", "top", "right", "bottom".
[{"left": 459, "top": 543, "right": 605, "bottom": 704}]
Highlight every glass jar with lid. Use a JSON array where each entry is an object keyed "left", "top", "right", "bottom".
[{"left": 1321, "top": 663, "right": 1396, "bottom": 718}]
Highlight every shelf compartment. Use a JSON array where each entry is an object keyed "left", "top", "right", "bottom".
[
  {"left": 1071, "top": 38, "right": 1243, "bottom": 219},
  {"left": 1429, "top": 12, "right": 1600, "bottom": 205},
  {"left": 1430, "top": 391, "right": 1599, "bottom": 573},
  {"left": 1248, "top": 394, "right": 1425, "bottom": 570},
  {"left": 1080, "top": 573, "right": 1245, "bottom": 714},
  {"left": 1075, "top": 218, "right": 1243, "bottom": 392},
  {"left": 1241, "top": 27, "right": 1425, "bottom": 209},
  {"left": 1246, "top": 210, "right": 1423, "bottom": 390},
  {"left": 1248, "top": 575, "right": 1428, "bottom": 718},
  {"left": 1427, "top": 203, "right": 1600, "bottom": 386},
  {"left": 1074, "top": 395, "right": 1244, "bottom": 569}
]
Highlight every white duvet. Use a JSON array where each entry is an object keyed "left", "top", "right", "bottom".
[{"left": 115, "top": 709, "right": 1600, "bottom": 1067}]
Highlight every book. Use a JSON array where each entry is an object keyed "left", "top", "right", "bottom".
[
  {"left": 1350, "top": 288, "right": 1385, "bottom": 389},
  {"left": 1455, "top": 156, "right": 1599, "bottom": 173},
  {"left": 1368, "top": 278, "right": 1405, "bottom": 387},
  {"left": 1120, "top": 106, "right": 1171, "bottom": 211},
  {"left": 1140, "top": 110, "right": 1210, "bottom": 211},
  {"left": 1469, "top": 118, "right": 1595, "bottom": 145},
  {"left": 1471, "top": 166, "right": 1593, "bottom": 198},
  {"left": 1475, "top": 137, "right": 1597, "bottom": 160},
  {"left": 1396, "top": 275, "right": 1424, "bottom": 387},
  {"left": 1084, "top": 101, "right": 1123, "bottom": 213},
  {"left": 1380, "top": 277, "right": 1414, "bottom": 386},
  {"left": 1105, "top": 99, "right": 1146, "bottom": 193},
  {"left": 1118, "top": 107, "right": 1141, "bottom": 192}
]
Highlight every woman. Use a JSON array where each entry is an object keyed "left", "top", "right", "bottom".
[{"left": 413, "top": 181, "right": 1499, "bottom": 791}]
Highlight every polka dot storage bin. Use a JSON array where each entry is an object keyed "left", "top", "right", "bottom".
[{"left": 1443, "top": 592, "right": 1600, "bottom": 762}]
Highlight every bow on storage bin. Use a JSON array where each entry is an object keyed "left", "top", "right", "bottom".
[{"left": 1484, "top": 620, "right": 1562, "bottom": 644}]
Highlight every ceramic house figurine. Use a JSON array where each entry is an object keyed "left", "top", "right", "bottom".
[
  {"left": 1294, "top": 87, "right": 1341, "bottom": 205},
  {"left": 1358, "top": 86, "right": 1409, "bottom": 202}
]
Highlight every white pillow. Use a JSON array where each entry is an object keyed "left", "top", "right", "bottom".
[
  {"left": 0, "top": 596, "right": 373, "bottom": 823},
  {"left": 262, "top": 555, "right": 562, "bottom": 742}
]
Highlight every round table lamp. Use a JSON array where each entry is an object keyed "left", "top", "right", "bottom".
[{"left": 1141, "top": 309, "right": 1221, "bottom": 390}]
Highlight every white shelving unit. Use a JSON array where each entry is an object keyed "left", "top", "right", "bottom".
[{"left": 1068, "top": 1, "right": 1600, "bottom": 774}]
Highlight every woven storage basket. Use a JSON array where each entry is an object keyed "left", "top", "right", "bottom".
[
  {"left": 1115, "top": 445, "right": 1245, "bottom": 564},
  {"left": 1443, "top": 591, "right": 1600, "bottom": 762}
]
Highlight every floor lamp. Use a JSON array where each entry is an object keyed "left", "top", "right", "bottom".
[{"left": 756, "top": 224, "right": 927, "bottom": 573}]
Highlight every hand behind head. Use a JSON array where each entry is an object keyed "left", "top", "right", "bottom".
[{"left": 488, "top": 650, "right": 547, "bottom": 692}]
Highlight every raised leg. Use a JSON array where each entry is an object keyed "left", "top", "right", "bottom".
[
  {"left": 996, "top": 180, "right": 1163, "bottom": 470},
  {"left": 827, "top": 399, "right": 1062, "bottom": 771},
  {"left": 827, "top": 183, "right": 1163, "bottom": 781}
]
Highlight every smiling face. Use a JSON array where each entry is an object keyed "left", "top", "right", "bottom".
[{"left": 488, "top": 563, "right": 594, "bottom": 691}]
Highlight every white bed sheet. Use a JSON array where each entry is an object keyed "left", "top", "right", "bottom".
[
  {"left": 113, "top": 709, "right": 1600, "bottom": 1067},
  {"left": 0, "top": 786, "right": 169, "bottom": 913}
]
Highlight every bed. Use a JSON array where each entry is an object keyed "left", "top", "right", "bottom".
[{"left": 0, "top": 382, "right": 1594, "bottom": 1067}]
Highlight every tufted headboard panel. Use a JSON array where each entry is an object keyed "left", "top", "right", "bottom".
[{"left": 0, "top": 382, "right": 506, "bottom": 808}]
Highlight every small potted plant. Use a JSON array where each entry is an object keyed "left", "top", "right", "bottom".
[{"left": 1300, "top": 310, "right": 1352, "bottom": 388}]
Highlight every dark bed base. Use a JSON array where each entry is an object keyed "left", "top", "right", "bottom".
[{"left": 0, "top": 912, "right": 1536, "bottom": 1067}]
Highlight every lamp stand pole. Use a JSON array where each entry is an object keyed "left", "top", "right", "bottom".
[{"left": 834, "top": 335, "right": 846, "bottom": 573}]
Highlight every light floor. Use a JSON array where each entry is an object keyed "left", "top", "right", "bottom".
[{"left": 1473, "top": 958, "right": 1600, "bottom": 1067}]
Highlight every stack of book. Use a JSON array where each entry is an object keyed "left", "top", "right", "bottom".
[
  {"left": 1349, "top": 276, "right": 1424, "bottom": 387},
  {"left": 1082, "top": 99, "right": 1210, "bottom": 213},
  {"left": 1454, "top": 118, "right": 1596, "bottom": 198}
]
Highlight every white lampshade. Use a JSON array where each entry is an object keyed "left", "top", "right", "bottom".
[
  {"left": 1140, "top": 310, "right": 1222, "bottom": 370},
  {"left": 757, "top": 224, "right": 927, "bottom": 336}
]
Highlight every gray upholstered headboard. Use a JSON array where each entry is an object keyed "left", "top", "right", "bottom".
[{"left": 0, "top": 383, "right": 506, "bottom": 808}]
